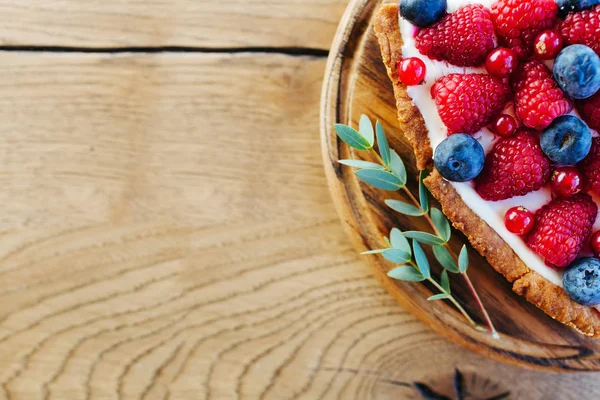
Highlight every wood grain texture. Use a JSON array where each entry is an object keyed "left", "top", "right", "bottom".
[
  {"left": 0, "top": 49, "right": 594, "bottom": 400},
  {"left": 0, "top": 52, "right": 334, "bottom": 399},
  {"left": 0, "top": 49, "right": 581, "bottom": 400},
  {"left": 0, "top": 0, "right": 599, "bottom": 397},
  {"left": 0, "top": 0, "right": 346, "bottom": 49},
  {"left": 321, "top": 0, "right": 600, "bottom": 372}
]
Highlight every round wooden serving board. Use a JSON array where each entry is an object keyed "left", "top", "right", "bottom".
[{"left": 321, "top": 0, "right": 600, "bottom": 372}]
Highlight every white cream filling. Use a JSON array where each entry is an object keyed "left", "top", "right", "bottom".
[{"left": 398, "top": 0, "right": 600, "bottom": 289}]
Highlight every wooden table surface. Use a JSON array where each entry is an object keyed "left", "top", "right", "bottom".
[{"left": 0, "top": 0, "right": 598, "bottom": 399}]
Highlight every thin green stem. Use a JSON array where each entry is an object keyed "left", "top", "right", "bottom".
[
  {"left": 428, "top": 278, "right": 478, "bottom": 328},
  {"left": 370, "top": 148, "right": 387, "bottom": 168},
  {"left": 369, "top": 145, "right": 497, "bottom": 337},
  {"left": 439, "top": 243, "right": 497, "bottom": 337},
  {"left": 403, "top": 187, "right": 437, "bottom": 225},
  {"left": 406, "top": 260, "right": 478, "bottom": 328},
  {"left": 402, "top": 178, "right": 498, "bottom": 337},
  {"left": 462, "top": 271, "right": 499, "bottom": 338}
]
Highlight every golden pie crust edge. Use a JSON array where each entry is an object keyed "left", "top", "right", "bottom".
[{"left": 374, "top": 3, "right": 600, "bottom": 338}]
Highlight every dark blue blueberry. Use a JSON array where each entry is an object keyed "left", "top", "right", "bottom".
[
  {"left": 434, "top": 134, "right": 484, "bottom": 182},
  {"left": 563, "top": 258, "right": 600, "bottom": 306},
  {"left": 399, "top": 0, "right": 447, "bottom": 28},
  {"left": 554, "top": 45, "right": 600, "bottom": 99},
  {"left": 540, "top": 115, "right": 592, "bottom": 166},
  {"left": 556, "top": 0, "right": 600, "bottom": 18}
]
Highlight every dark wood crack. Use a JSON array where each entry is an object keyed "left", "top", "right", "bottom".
[{"left": 0, "top": 45, "right": 329, "bottom": 57}]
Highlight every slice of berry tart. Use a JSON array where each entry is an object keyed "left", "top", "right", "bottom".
[{"left": 374, "top": 0, "right": 600, "bottom": 337}]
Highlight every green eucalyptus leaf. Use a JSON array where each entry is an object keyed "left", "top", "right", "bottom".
[
  {"left": 361, "top": 249, "right": 386, "bottom": 255},
  {"left": 441, "top": 270, "right": 450, "bottom": 293},
  {"left": 433, "top": 245, "right": 459, "bottom": 273},
  {"left": 459, "top": 245, "right": 469, "bottom": 273},
  {"left": 376, "top": 120, "right": 391, "bottom": 166},
  {"left": 334, "top": 124, "right": 372, "bottom": 151},
  {"left": 412, "top": 240, "right": 431, "bottom": 279},
  {"left": 387, "top": 266, "right": 425, "bottom": 282},
  {"left": 430, "top": 208, "right": 451, "bottom": 242},
  {"left": 382, "top": 248, "right": 411, "bottom": 264},
  {"left": 339, "top": 159, "right": 384, "bottom": 170},
  {"left": 389, "top": 150, "right": 407, "bottom": 184},
  {"left": 384, "top": 237, "right": 392, "bottom": 247},
  {"left": 404, "top": 231, "right": 446, "bottom": 246},
  {"left": 419, "top": 170, "right": 430, "bottom": 213},
  {"left": 385, "top": 199, "right": 424, "bottom": 216},
  {"left": 390, "top": 228, "right": 411, "bottom": 255},
  {"left": 359, "top": 114, "right": 375, "bottom": 146},
  {"left": 355, "top": 169, "right": 403, "bottom": 191},
  {"left": 428, "top": 293, "right": 451, "bottom": 301}
]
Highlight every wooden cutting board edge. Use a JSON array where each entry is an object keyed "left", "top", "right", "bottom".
[{"left": 319, "top": 0, "right": 600, "bottom": 372}]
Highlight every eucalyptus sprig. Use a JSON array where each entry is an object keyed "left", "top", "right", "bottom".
[
  {"left": 369, "top": 228, "right": 477, "bottom": 328},
  {"left": 335, "top": 115, "right": 498, "bottom": 338}
]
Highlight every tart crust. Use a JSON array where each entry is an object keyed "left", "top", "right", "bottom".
[{"left": 374, "top": 3, "right": 600, "bottom": 338}]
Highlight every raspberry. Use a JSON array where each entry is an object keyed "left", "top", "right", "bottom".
[
  {"left": 491, "top": 0, "right": 558, "bottom": 60},
  {"left": 416, "top": 4, "right": 496, "bottom": 67},
  {"left": 578, "top": 137, "right": 600, "bottom": 195},
  {"left": 512, "top": 60, "right": 572, "bottom": 130},
  {"left": 527, "top": 194, "right": 598, "bottom": 268},
  {"left": 475, "top": 130, "right": 551, "bottom": 201},
  {"left": 431, "top": 73, "right": 511, "bottom": 134},
  {"left": 512, "top": 59, "right": 549, "bottom": 92},
  {"left": 559, "top": 5, "right": 600, "bottom": 56},
  {"left": 576, "top": 91, "right": 600, "bottom": 131}
]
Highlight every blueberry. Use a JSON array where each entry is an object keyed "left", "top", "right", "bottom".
[
  {"left": 554, "top": 45, "right": 600, "bottom": 99},
  {"left": 563, "top": 258, "right": 600, "bottom": 306},
  {"left": 556, "top": 0, "right": 600, "bottom": 18},
  {"left": 540, "top": 115, "right": 592, "bottom": 166},
  {"left": 434, "top": 134, "right": 484, "bottom": 182},
  {"left": 399, "top": 0, "right": 447, "bottom": 28}
]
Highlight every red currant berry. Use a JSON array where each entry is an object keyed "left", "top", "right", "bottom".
[
  {"left": 551, "top": 167, "right": 582, "bottom": 198},
  {"left": 505, "top": 206, "right": 535, "bottom": 235},
  {"left": 397, "top": 57, "right": 426, "bottom": 86},
  {"left": 590, "top": 231, "right": 600, "bottom": 257},
  {"left": 485, "top": 48, "right": 519, "bottom": 77},
  {"left": 492, "top": 114, "right": 517, "bottom": 137},
  {"left": 534, "top": 30, "right": 563, "bottom": 60}
]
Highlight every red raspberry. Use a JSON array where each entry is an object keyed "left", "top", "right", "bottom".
[
  {"left": 578, "top": 137, "right": 600, "bottom": 195},
  {"left": 512, "top": 60, "right": 548, "bottom": 92},
  {"left": 559, "top": 5, "right": 600, "bottom": 56},
  {"left": 416, "top": 4, "right": 496, "bottom": 67},
  {"left": 512, "top": 60, "right": 572, "bottom": 130},
  {"left": 576, "top": 91, "right": 600, "bottom": 131},
  {"left": 475, "top": 130, "right": 551, "bottom": 201},
  {"left": 431, "top": 73, "right": 511, "bottom": 134},
  {"left": 491, "top": 0, "right": 558, "bottom": 60},
  {"left": 527, "top": 194, "right": 598, "bottom": 268}
]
